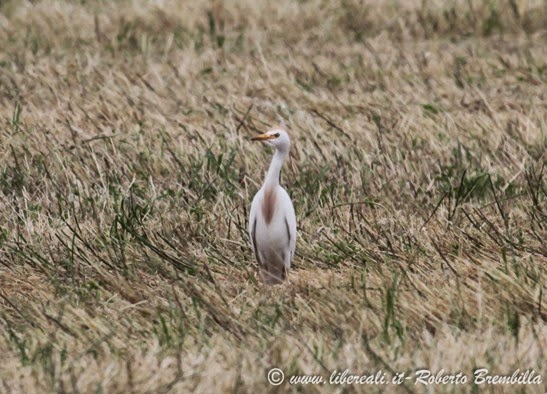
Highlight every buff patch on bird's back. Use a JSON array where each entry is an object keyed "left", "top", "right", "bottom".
[{"left": 262, "top": 187, "right": 277, "bottom": 225}]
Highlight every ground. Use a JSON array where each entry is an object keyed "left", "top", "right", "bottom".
[{"left": 0, "top": 0, "right": 545, "bottom": 393}]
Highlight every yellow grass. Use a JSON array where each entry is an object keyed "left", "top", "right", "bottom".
[{"left": 0, "top": 0, "right": 545, "bottom": 392}]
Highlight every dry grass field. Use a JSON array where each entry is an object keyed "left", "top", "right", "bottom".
[{"left": 0, "top": 0, "right": 546, "bottom": 392}]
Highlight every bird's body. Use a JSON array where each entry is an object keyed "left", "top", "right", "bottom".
[{"left": 249, "top": 128, "right": 296, "bottom": 284}]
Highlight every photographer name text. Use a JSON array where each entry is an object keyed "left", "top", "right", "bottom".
[{"left": 267, "top": 367, "right": 543, "bottom": 386}]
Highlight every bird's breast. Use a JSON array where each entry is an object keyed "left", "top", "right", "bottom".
[{"left": 261, "top": 186, "right": 277, "bottom": 225}]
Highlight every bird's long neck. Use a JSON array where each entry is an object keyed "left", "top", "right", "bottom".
[{"left": 264, "top": 148, "right": 288, "bottom": 188}]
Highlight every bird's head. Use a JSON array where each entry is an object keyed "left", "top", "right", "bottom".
[{"left": 251, "top": 128, "right": 290, "bottom": 152}]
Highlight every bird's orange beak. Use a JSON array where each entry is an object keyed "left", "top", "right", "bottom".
[{"left": 251, "top": 133, "right": 275, "bottom": 141}]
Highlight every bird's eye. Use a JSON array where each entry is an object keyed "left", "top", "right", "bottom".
[{"left": 274, "top": 133, "right": 280, "bottom": 138}]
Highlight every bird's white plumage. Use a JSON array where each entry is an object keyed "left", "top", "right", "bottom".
[{"left": 249, "top": 128, "right": 296, "bottom": 284}]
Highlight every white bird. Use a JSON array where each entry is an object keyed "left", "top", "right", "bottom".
[{"left": 249, "top": 127, "right": 296, "bottom": 285}]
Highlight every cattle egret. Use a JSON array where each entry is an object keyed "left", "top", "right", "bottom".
[{"left": 249, "top": 128, "right": 296, "bottom": 284}]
